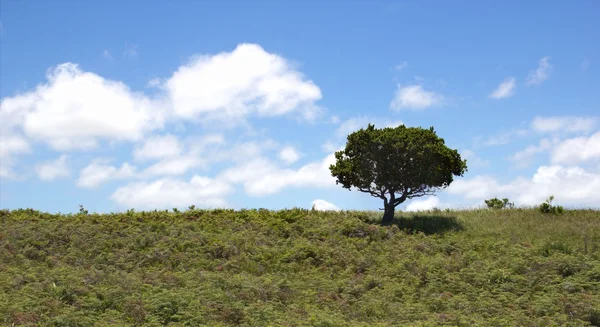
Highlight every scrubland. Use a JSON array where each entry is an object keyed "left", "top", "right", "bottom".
[{"left": 1, "top": 208, "right": 599, "bottom": 326}]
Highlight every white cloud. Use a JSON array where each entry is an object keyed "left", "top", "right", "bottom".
[
  {"left": 551, "top": 132, "right": 600, "bottom": 165},
  {"left": 279, "top": 146, "right": 301, "bottom": 164},
  {"left": 165, "top": 43, "right": 322, "bottom": 123},
  {"left": 476, "top": 128, "right": 530, "bottom": 147},
  {"left": 0, "top": 63, "right": 165, "bottom": 151},
  {"left": 133, "top": 134, "right": 183, "bottom": 161},
  {"left": 330, "top": 115, "right": 340, "bottom": 124},
  {"left": 509, "top": 138, "right": 555, "bottom": 168},
  {"left": 219, "top": 153, "right": 337, "bottom": 196},
  {"left": 0, "top": 43, "right": 323, "bottom": 175},
  {"left": 111, "top": 176, "right": 232, "bottom": 209},
  {"left": 141, "top": 155, "right": 205, "bottom": 177},
  {"left": 489, "top": 77, "right": 516, "bottom": 99},
  {"left": 77, "top": 159, "right": 137, "bottom": 188},
  {"left": 531, "top": 116, "right": 597, "bottom": 134},
  {"left": 146, "top": 78, "right": 162, "bottom": 88},
  {"left": 311, "top": 199, "right": 340, "bottom": 211},
  {"left": 405, "top": 197, "right": 440, "bottom": 211},
  {"left": 394, "top": 61, "right": 408, "bottom": 71},
  {"left": 526, "top": 56, "right": 552, "bottom": 86},
  {"left": 447, "top": 165, "right": 600, "bottom": 207},
  {"left": 35, "top": 155, "right": 69, "bottom": 181},
  {"left": 390, "top": 84, "right": 443, "bottom": 110},
  {"left": 0, "top": 134, "right": 31, "bottom": 178}
]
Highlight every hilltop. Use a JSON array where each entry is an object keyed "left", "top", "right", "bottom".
[{"left": 1, "top": 208, "right": 599, "bottom": 326}]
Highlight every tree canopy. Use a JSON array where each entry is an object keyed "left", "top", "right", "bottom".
[{"left": 329, "top": 124, "right": 467, "bottom": 224}]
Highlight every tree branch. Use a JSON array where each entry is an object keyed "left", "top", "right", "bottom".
[
  {"left": 391, "top": 190, "right": 408, "bottom": 206},
  {"left": 357, "top": 187, "right": 385, "bottom": 200}
]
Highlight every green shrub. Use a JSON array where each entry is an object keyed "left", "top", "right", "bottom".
[
  {"left": 484, "top": 198, "right": 514, "bottom": 209},
  {"left": 538, "top": 195, "right": 564, "bottom": 214}
]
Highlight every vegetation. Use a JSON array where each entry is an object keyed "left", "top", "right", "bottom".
[
  {"left": 2, "top": 207, "right": 600, "bottom": 326},
  {"left": 484, "top": 198, "right": 515, "bottom": 209},
  {"left": 539, "top": 196, "right": 565, "bottom": 215},
  {"left": 330, "top": 124, "right": 467, "bottom": 225}
]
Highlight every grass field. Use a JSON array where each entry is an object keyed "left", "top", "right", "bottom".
[{"left": 1, "top": 207, "right": 599, "bottom": 326}]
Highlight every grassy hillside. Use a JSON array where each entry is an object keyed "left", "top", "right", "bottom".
[{"left": 1, "top": 208, "right": 600, "bottom": 326}]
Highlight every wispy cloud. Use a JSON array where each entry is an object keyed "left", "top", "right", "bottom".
[
  {"left": 475, "top": 128, "right": 529, "bottom": 147},
  {"left": 526, "top": 56, "right": 552, "bottom": 86},
  {"left": 489, "top": 77, "right": 516, "bottom": 99},
  {"left": 394, "top": 61, "right": 408, "bottom": 71},
  {"left": 35, "top": 155, "right": 70, "bottom": 181},
  {"left": 531, "top": 116, "right": 597, "bottom": 134},
  {"left": 123, "top": 43, "right": 138, "bottom": 58},
  {"left": 102, "top": 50, "right": 113, "bottom": 60},
  {"left": 509, "top": 138, "right": 555, "bottom": 169},
  {"left": 146, "top": 78, "right": 162, "bottom": 88}
]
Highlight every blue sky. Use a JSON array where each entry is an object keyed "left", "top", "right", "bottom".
[{"left": 1, "top": 0, "right": 599, "bottom": 213}]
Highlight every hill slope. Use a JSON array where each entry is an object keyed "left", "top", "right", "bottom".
[{"left": 1, "top": 208, "right": 600, "bottom": 326}]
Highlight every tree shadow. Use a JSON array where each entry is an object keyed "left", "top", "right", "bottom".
[{"left": 390, "top": 215, "right": 463, "bottom": 235}]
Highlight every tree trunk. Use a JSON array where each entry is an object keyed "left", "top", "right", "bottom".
[{"left": 382, "top": 204, "right": 395, "bottom": 225}]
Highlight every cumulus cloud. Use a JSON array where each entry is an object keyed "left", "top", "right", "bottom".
[
  {"left": 405, "top": 197, "right": 440, "bottom": 211},
  {"left": 531, "top": 116, "right": 597, "bottom": 134},
  {"left": 526, "top": 56, "right": 552, "bottom": 86},
  {"left": 447, "top": 165, "right": 600, "bottom": 207},
  {"left": 279, "top": 146, "right": 301, "bottom": 164},
  {"left": 0, "top": 63, "right": 166, "bottom": 151},
  {"left": 551, "top": 132, "right": 600, "bottom": 165},
  {"left": 311, "top": 199, "right": 340, "bottom": 211},
  {"left": 489, "top": 77, "right": 516, "bottom": 99},
  {"left": 35, "top": 155, "right": 69, "bottom": 181},
  {"left": 111, "top": 176, "right": 232, "bottom": 209},
  {"left": 133, "top": 134, "right": 183, "bottom": 161},
  {"left": 390, "top": 84, "right": 443, "bottom": 110},
  {"left": 0, "top": 134, "right": 31, "bottom": 178},
  {"left": 165, "top": 43, "right": 322, "bottom": 123},
  {"left": 219, "top": 153, "right": 337, "bottom": 196},
  {"left": 0, "top": 43, "right": 323, "bottom": 175},
  {"left": 77, "top": 159, "right": 137, "bottom": 188}
]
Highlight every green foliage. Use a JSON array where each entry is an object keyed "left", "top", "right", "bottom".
[
  {"left": 1, "top": 208, "right": 599, "bottom": 326},
  {"left": 78, "top": 204, "right": 88, "bottom": 215},
  {"left": 539, "top": 195, "right": 565, "bottom": 214},
  {"left": 329, "top": 124, "right": 467, "bottom": 224},
  {"left": 484, "top": 197, "right": 514, "bottom": 209}
]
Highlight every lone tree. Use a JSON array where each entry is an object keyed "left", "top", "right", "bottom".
[{"left": 329, "top": 124, "right": 467, "bottom": 225}]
